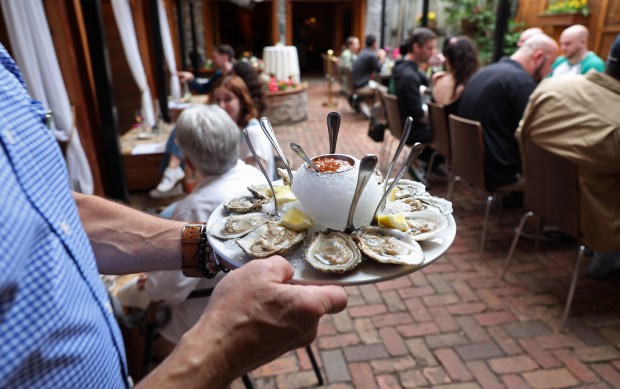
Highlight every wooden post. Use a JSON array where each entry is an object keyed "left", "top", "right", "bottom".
[{"left": 322, "top": 49, "right": 337, "bottom": 108}]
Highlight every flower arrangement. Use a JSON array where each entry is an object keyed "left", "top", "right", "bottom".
[
  {"left": 544, "top": 0, "right": 589, "bottom": 16},
  {"left": 268, "top": 75, "right": 298, "bottom": 92}
]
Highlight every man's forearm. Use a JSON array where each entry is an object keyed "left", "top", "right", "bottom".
[{"left": 73, "top": 192, "right": 185, "bottom": 275}]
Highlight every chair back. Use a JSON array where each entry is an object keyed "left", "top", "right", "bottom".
[
  {"left": 427, "top": 101, "right": 451, "bottom": 161},
  {"left": 522, "top": 140, "right": 579, "bottom": 239},
  {"left": 343, "top": 66, "right": 354, "bottom": 95},
  {"left": 448, "top": 114, "right": 485, "bottom": 190},
  {"left": 382, "top": 93, "right": 404, "bottom": 139}
]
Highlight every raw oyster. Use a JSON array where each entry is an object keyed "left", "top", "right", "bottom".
[
  {"left": 305, "top": 230, "right": 362, "bottom": 273},
  {"left": 237, "top": 222, "right": 306, "bottom": 258},
  {"left": 403, "top": 210, "right": 450, "bottom": 241},
  {"left": 209, "top": 212, "right": 270, "bottom": 239},
  {"left": 247, "top": 184, "right": 274, "bottom": 199},
  {"left": 224, "top": 196, "right": 265, "bottom": 214},
  {"left": 387, "top": 179, "right": 427, "bottom": 200},
  {"left": 395, "top": 197, "right": 428, "bottom": 212},
  {"left": 414, "top": 195, "right": 453, "bottom": 215},
  {"left": 353, "top": 226, "right": 424, "bottom": 266}
]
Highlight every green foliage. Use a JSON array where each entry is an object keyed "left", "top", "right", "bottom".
[
  {"left": 503, "top": 19, "right": 524, "bottom": 57},
  {"left": 441, "top": 0, "right": 524, "bottom": 63}
]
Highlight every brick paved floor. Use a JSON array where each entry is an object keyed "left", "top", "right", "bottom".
[{"left": 230, "top": 79, "right": 620, "bottom": 389}]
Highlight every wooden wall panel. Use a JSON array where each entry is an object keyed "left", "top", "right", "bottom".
[
  {"left": 101, "top": 0, "right": 142, "bottom": 134},
  {"left": 44, "top": 0, "right": 105, "bottom": 195},
  {"left": 165, "top": 0, "right": 183, "bottom": 70},
  {"left": 515, "top": 0, "right": 609, "bottom": 58},
  {"left": 595, "top": 0, "right": 620, "bottom": 58},
  {"left": 132, "top": 0, "right": 158, "bottom": 108}
]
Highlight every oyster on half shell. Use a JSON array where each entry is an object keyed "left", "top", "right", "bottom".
[
  {"left": 247, "top": 184, "right": 274, "bottom": 199},
  {"left": 209, "top": 212, "right": 270, "bottom": 239},
  {"left": 353, "top": 226, "right": 424, "bottom": 266},
  {"left": 414, "top": 195, "right": 453, "bottom": 215},
  {"left": 305, "top": 230, "right": 362, "bottom": 273},
  {"left": 403, "top": 210, "right": 450, "bottom": 241},
  {"left": 224, "top": 196, "right": 266, "bottom": 214},
  {"left": 387, "top": 179, "right": 428, "bottom": 200},
  {"left": 237, "top": 222, "right": 306, "bottom": 258},
  {"left": 395, "top": 197, "right": 428, "bottom": 212}
]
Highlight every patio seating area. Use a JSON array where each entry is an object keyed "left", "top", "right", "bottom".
[{"left": 135, "top": 78, "right": 620, "bottom": 389}]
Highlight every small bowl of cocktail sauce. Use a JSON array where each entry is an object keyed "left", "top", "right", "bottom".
[{"left": 306, "top": 154, "right": 355, "bottom": 173}]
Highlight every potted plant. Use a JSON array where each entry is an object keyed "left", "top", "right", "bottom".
[{"left": 539, "top": 0, "right": 590, "bottom": 26}]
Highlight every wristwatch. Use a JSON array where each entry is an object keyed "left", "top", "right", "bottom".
[
  {"left": 181, "top": 222, "right": 207, "bottom": 277},
  {"left": 181, "top": 222, "right": 228, "bottom": 278}
]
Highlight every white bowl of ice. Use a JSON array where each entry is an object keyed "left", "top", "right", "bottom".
[{"left": 291, "top": 154, "right": 382, "bottom": 231}]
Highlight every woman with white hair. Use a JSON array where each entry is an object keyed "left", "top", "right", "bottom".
[{"left": 145, "top": 105, "right": 265, "bottom": 345}]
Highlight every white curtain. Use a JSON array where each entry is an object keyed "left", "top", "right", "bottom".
[
  {"left": 111, "top": 0, "right": 156, "bottom": 127},
  {"left": 1, "top": 0, "right": 94, "bottom": 194},
  {"left": 158, "top": 0, "right": 181, "bottom": 99}
]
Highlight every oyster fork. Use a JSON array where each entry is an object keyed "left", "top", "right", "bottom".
[{"left": 244, "top": 128, "right": 280, "bottom": 217}]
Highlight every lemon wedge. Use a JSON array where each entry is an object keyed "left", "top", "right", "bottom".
[
  {"left": 377, "top": 214, "right": 409, "bottom": 232},
  {"left": 279, "top": 208, "right": 313, "bottom": 231},
  {"left": 274, "top": 188, "right": 297, "bottom": 204},
  {"left": 387, "top": 187, "right": 397, "bottom": 202},
  {"left": 273, "top": 185, "right": 291, "bottom": 195}
]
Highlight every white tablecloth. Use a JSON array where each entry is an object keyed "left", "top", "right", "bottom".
[{"left": 263, "top": 45, "right": 301, "bottom": 83}]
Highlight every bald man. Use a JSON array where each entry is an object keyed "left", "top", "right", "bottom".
[
  {"left": 458, "top": 34, "right": 559, "bottom": 191},
  {"left": 551, "top": 24, "right": 605, "bottom": 76},
  {"left": 517, "top": 27, "right": 543, "bottom": 48}
]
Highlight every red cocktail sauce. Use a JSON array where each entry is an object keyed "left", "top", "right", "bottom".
[{"left": 311, "top": 157, "right": 353, "bottom": 173}]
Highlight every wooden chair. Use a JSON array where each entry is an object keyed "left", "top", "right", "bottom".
[
  {"left": 448, "top": 114, "right": 515, "bottom": 256},
  {"left": 501, "top": 140, "right": 583, "bottom": 331},
  {"left": 342, "top": 66, "right": 357, "bottom": 108},
  {"left": 381, "top": 92, "right": 405, "bottom": 173},
  {"left": 427, "top": 101, "right": 451, "bottom": 185}
]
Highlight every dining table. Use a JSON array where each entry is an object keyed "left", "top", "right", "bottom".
[{"left": 262, "top": 45, "right": 301, "bottom": 83}]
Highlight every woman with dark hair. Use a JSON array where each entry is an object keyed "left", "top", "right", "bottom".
[
  {"left": 210, "top": 75, "right": 274, "bottom": 177},
  {"left": 232, "top": 62, "right": 267, "bottom": 115},
  {"left": 431, "top": 36, "right": 479, "bottom": 115}
]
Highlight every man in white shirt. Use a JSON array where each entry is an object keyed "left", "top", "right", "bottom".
[
  {"left": 146, "top": 105, "right": 266, "bottom": 344},
  {"left": 551, "top": 24, "right": 605, "bottom": 76}
]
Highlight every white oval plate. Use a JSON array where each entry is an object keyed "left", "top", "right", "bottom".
[{"left": 207, "top": 203, "right": 456, "bottom": 286}]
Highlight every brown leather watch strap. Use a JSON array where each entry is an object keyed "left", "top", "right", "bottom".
[{"left": 181, "top": 222, "right": 207, "bottom": 277}]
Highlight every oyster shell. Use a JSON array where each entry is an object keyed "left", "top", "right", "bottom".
[
  {"left": 388, "top": 195, "right": 452, "bottom": 215},
  {"left": 277, "top": 168, "right": 291, "bottom": 185},
  {"left": 305, "top": 230, "right": 362, "bottom": 273},
  {"left": 353, "top": 226, "right": 424, "bottom": 266},
  {"left": 403, "top": 210, "right": 450, "bottom": 241},
  {"left": 395, "top": 197, "right": 428, "bottom": 212},
  {"left": 414, "top": 195, "right": 453, "bottom": 215},
  {"left": 247, "top": 184, "right": 274, "bottom": 199},
  {"left": 209, "top": 212, "right": 270, "bottom": 239},
  {"left": 373, "top": 168, "right": 385, "bottom": 185},
  {"left": 237, "top": 222, "right": 306, "bottom": 258},
  {"left": 224, "top": 196, "right": 266, "bottom": 214},
  {"left": 387, "top": 179, "right": 427, "bottom": 200}
]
